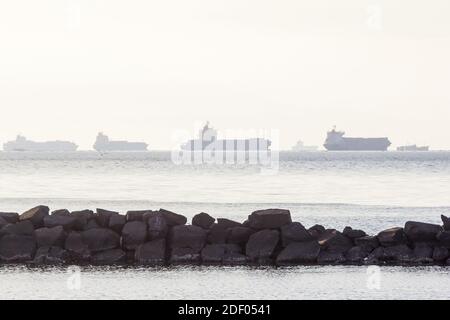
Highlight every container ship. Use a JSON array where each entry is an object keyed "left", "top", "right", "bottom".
[
  {"left": 323, "top": 127, "right": 391, "bottom": 151},
  {"left": 3, "top": 135, "right": 78, "bottom": 152},
  {"left": 93, "top": 132, "right": 148, "bottom": 152}
]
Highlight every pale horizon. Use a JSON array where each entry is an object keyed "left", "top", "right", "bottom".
[{"left": 1, "top": 0, "right": 449, "bottom": 150}]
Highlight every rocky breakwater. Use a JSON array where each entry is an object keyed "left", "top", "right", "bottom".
[{"left": 0, "top": 206, "right": 450, "bottom": 266}]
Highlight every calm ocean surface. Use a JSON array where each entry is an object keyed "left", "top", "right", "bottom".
[{"left": 0, "top": 151, "right": 449, "bottom": 299}]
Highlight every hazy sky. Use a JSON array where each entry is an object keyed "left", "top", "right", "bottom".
[{"left": 1, "top": 0, "right": 449, "bottom": 150}]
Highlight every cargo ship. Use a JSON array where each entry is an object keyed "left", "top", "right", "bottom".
[
  {"left": 291, "top": 140, "right": 318, "bottom": 152},
  {"left": 181, "top": 122, "right": 271, "bottom": 151},
  {"left": 323, "top": 127, "right": 391, "bottom": 151},
  {"left": 93, "top": 132, "right": 148, "bottom": 152},
  {"left": 3, "top": 135, "right": 78, "bottom": 152}
]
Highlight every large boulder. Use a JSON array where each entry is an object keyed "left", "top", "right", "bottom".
[
  {"left": 412, "top": 243, "right": 433, "bottom": 263},
  {"left": 81, "top": 228, "right": 120, "bottom": 252},
  {"left": 0, "top": 217, "right": 7, "bottom": 229},
  {"left": 84, "top": 219, "right": 100, "bottom": 230},
  {"left": 276, "top": 241, "right": 320, "bottom": 265},
  {"left": 135, "top": 239, "right": 166, "bottom": 265},
  {"left": 404, "top": 221, "right": 442, "bottom": 242},
  {"left": 91, "top": 249, "right": 126, "bottom": 265},
  {"left": 318, "top": 230, "right": 353, "bottom": 253},
  {"left": 0, "top": 212, "right": 19, "bottom": 224},
  {"left": 32, "top": 246, "right": 67, "bottom": 264},
  {"left": 0, "top": 234, "right": 36, "bottom": 262},
  {"left": 246, "top": 229, "right": 280, "bottom": 263},
  {"left": 377, "top": 227, "right": 406, "bottom": 246},
  {"left": 432, "top": 247, "right": 449, "bottom": 262},
  {"left": 247, "top": 209, "right": 291, "bottom": 230},
  {"left": 345, "top": 246, "right": 372, "bottom": 263},
  {"left": 308, "top": 224, "right": 326, "bottom": 239},
  {"left": 436, "top": 231, "right": 450, "bottom": 248},
  {"left": 441, "top": 215, "right": 450, "bottom": 231},
  {"left": 108, "top": 214, "right": 126, "bottom": 233},
  {"left": 35, "top": 226, "right": 66, "bottom": 247},
  {"left": 159, "top": 208, "right": 187, "bottom": 226},
  {"left": 354, "top": 236, "right": 380, "bottom": 250},
  {"left": 19, "top": 205, "right": 49, "bottom": 227},
  {"left": 147, "top": 212, "right": 169, "bottom": 240},
  {"left": 317, "top": 251, "right": 346, "bottom": 264},
  {"left": 121, "top": 221, "right": 148, "bottom": 250},
  {"left": 342, "top": 227, "right": 367, "bottom": 239},
  {"left": 201, "top": 244, "right": 242, "bottom": 264},
  {"left": 280, "top": 222, "right": 314, "bottom": 247},
  {"left": 94, "top": 209, "right": 116, "bottom": 226},
  {"left": 382, "top": 244, "right": 413, "bottom": 263},
  {"left": 44, "top": 215, "right": 77, "bottom": 230},
  {"left": 126, "top": 210, "right": 146, "bottom": 222},
  {"left": 71, "top": 210, "right": 93, "bottom": 230},
  {"left": 227, "top": 226, "right": 255, "bottom": 245},
  {"left": 65, "top": 231, "right": 90, "bottom": 261},
  {"left": 192, "top": 212, "right": 215, "bottom": 229},
  {"left": 216, "top": 218, "right": 241, "bottom": 229},
  {"left": 0, "top": 220, "right": 35, "bottom": 237},
  {"left": 170, "top": 225, "right": 207, "bottom": 251}
]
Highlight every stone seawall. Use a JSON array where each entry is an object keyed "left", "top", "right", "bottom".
[{"left": 0, "top": 206, "right": 450, "bottom": 266}]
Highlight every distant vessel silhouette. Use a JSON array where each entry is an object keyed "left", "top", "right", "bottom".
[
  {"left": 93, "top": 132, "right": 148, "bottom": 152},
  {"left": 291, "top": 140, "right": 318, "bottom": 152},
  {"left": 3, "top": 135, "right": 78, "bottom": 152},
  {"left": 397, "top": 145, "right": 429, "bottom": 152},
  {"left": 323, "top": 127, "right": 391, "bottom": 151},
  {"left": 181, "top": 122, "right": 271, "bottom": 151}
]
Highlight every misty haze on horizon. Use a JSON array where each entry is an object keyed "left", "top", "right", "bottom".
[{"left": 0, "top": 0, "right": 449, "bottom": 150}]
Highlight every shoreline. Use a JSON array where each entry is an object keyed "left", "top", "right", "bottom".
[{"left": 0, "top": 206, "right": 449, "bottom": 267}]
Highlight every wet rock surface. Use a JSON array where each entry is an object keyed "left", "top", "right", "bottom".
[{"left": 1, "top": 205, "right": 450, "bottom": 266}]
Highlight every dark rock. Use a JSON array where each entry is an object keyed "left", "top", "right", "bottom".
[
  {"left": 280, "top": 222, "right": 314, "bottom": 247},
  {"left": 343, "top": 227, "right": 367, "bottom": 239},
  {"left": 317, "top": 251, "right": 346, "bottom": 264},
  {"left": 108, "top": 214, "right": 126, "bottom": 233},
  {"left": 354, "top": 236, "right": 380, "bottom": 250},
  {"left": 217, "top": 218, "right": 241, "bottom": 229},
  {"left": 436, "top": 231, "right": 450, "bottom": 248},
  {"left": 382, "top": 244, "right": 413, "bottom": 263},
  {"left": 446, "top": 258, "right": 450, "bottom": 266},
  {"left": 0, "top": 220, "right": 34, "bottom": 237},
  {"left": 413, "top": 243, "right": 433, "bottom": 263},
  {"left": 276, "top": 241, "right": 320, "bottom": 265},
  {"left": 308, "top": 224, "right": 326, "bottom": 239},
  {"left": 346, "top": 246, "right": 372, "bottom": 263},
  {"left": 170, "top": 247, "right": 201, "bottom": 264},
  {"left": 0, "top": 235, "right": 36, "bottom": 262},
  {"left": 159, "top": 208, "right": 187, "bottom": 226},
  {"left": 246, "top": 229, "right": 280, "bottom": 263},
  {"left": 377, "top": 227, "right": 406, "bottom": 246},
  {"left": 93, "top": 209, "right": 114, "bottom": 227},
  {"left": 365, "top": 247, "right": 385, "bottom": 264},
  {"left": 201, "top": 244, "right": 242, "bottom": 264},
  {"left": 71, "top": 210, "right": 94, "bottom": 230},
  {"left": 33, "top": 246, "right": 67, "bottom": 264},
  {"left": 52, "top": 209, "right": 70, "bottom": 216},
  {"left": 65, "top": 231, "right": 91, "bottom": 260},
  {"left": 247, "top": 209, "right": 292, "bottom": 230},
  {"left": 19, "top": 205, "right": 49, "bottom": 227},
  {"left": 0, "top": 212, "right": 19, "bottom": 224},
  {"left": 121, "top": 221, "right": 147, "bottom": 250},
  {"left": 147, "top": 212, "right": 169, "bottom": 240},
  {"left": 126, "top": 210, "right": 145, "bottom": 222},
  {"left": 227, "top": 226, "right": 254, "bottom": 245},
  {"left": 192, "top": 212, "right": 215, "bottom": 229},
  {"left": 91, "top": 249, "right": 126, "bottom": 265},
  {"left": 84, "top": 219, "right": 100, "bottom": 230},
  {"left": 432, "top": 247, "right": 449, "bottom": 262},
  {"left": 35, "top": 226, "right": 66, "bottom": 247},
  {"left": 81, "top": 228, "right": 120, "bottom": 252},
  {"left": 223, "top": 253, "right": 248, "bottom": 265},
  {"left": 404, "top": 221, "right": 442, "bottom": 242},
  {"left": 170, "top": 225, "right": 207, "bottom": 251},
  {"left": 441, "top": 215, "right": 450, "bottom": 231},
  {"left": 44, "top": 215, "right": 77, "bottom": 230},
  {"left": 318, "top": 230, "right": 353, "bottom": 253},
  {"left": 207, "top": 223, "right": 230, "bottom": 244},
  {"left": 0, "top": 217, "right": 7, "bottom": 229},
  {"left": 135, "top": 239, "right": 166, "bottom": 265}
]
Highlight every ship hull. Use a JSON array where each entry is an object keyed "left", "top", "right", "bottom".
[
  {"left": 324, "top": 138, "right": 391, "bottom": 151},
  {"left": 3, "top": 142, "right": 78, "bottom": 152}
]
